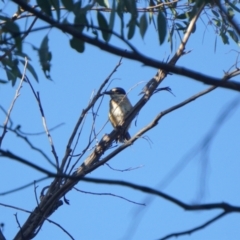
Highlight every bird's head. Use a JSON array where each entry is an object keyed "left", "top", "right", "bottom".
[{"left": 102, "top": 87, "right": 126, "bottom": 99}]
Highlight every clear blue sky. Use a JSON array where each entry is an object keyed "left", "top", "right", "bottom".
[{"left": 1, "top": 1, "right": 240, "bottom": 239}]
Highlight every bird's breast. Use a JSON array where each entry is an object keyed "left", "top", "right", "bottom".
[{"left": 109, "top": 99, "right": 132, "bottom": 128}]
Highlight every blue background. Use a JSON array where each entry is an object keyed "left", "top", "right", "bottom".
[{"left": 0, "top": 1, "right": 240, "bottom": 239}]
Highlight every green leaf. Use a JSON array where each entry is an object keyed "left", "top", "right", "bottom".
[
  {"left": 124, "top": 0, "right": 137, "bottom": 18},
  {"left": 96, "top": 0, "right": 109, "bottom": 8},
  {"left": 14, "top": 51, "right": 32, "bottom": 60},
  {"left": 74, "top": 12, "right": 88, "bottom": 32},
  {"left": 2, "top": 57, "right": 21, "bottom": 86},
  {"left": 189, "top": 5, "right": 197, "bottom": 21},
  {"left": 14, "top": 65, "right": 22, "bottom": 78},
  {"left": 227, "top": 7, "right": 235, "bottom": 18},
  {"left": 175, "top": 22, "right": 186, "bottom": 30},
  {"left": 6, "top": 68, "right": 16, "bottom": 81},
  {"left": 2, "top": 57, "right": 14, "bottom": 68},
  {"left": 157, "top": 10, "right": 167, "bottom": 45},
  {"left": 97, "top": 12, "right": 109, "bottom": 42},
  {"left": 19, "top": 59, "right": 39, "bottom": 82},
  {"left": 176, "top": 13, "right": 188, "bottom": 19},
  {"left": 220, "top": 32, "right": 229, "bottom": 44},
  {"left": 70, "top": 37, "right": 85, "bottom": 53},
  {"left": 139, "top": 13, "right": 148, "bottom": 39},
  {"left": 109, "top": 0, "right": 116, "bottom": 36},
  {"left": 50, "top": 0, "right": 60, "bottom": 21},
  {"left": 228, "top": 1, "right": 240, "bottom": 13},
  {"left": 0, "top": 79, "right": 7, "bottom": 84},
  {"left": 3, "top": 20, "right": 19, "bottom": 34},
  {"left": 149, "top": 11, "right": 153, "bottom": 25},
  {"left": 3, "top": 20, "right": 22, "bottom": 52},
  {"left": 212, "top": 18, "right": 221, "bottom": 27},
  {"left": 127, "top": 19, "right": 135, "bottom": 40},
  {"left": 61, "top": 0, "right": 74, "bottom": 11},
  {"left": 211, "top": 9, "right": 219, "bottom": 17},
  {"left": 72, "top": 0, "right": 81, "bottom": 15},
  {"left": 148, "top": 0, "right": 155, "bottom": 24},
  {"left": 214, "top": 35, "right": 217, "bottom": 53},
  {"left": 5, "top": 68, "right": 17, "bottom": 86},
  {"left": 117, "top": 2, "right": 124, "bottom": 37},
  {"left": 26, "top": 62, "right": 39, "bottom": 82},
  {"left": 6, "top": 66, "right": 21, "bottom": 86},
  {"left": 38, "top": 35, "right": 52, "bottom": 79},
  {"left": 168, "top": 27, "right": 174, "bottom": 52},
  {"left": 90, "top": 17, "right": 98, "bottom": 36},
  {"left": 171, "top": 0, "right": 178, "bottom": 9},
  {"left": 37, "top": 0, "right": 52, "bottom": 17},
  {"left": 227, "top": 30, "right": 239, "bottom": 43}
]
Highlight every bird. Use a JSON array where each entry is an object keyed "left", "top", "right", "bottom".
[{"left": 103, "top": 87, "right": 133, "bottom": 142}]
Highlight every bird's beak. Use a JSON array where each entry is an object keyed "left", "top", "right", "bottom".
[{"left": 101, "top": 90, "right": 111, "bottom": 95}]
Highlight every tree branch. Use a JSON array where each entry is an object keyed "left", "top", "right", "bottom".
[
  {"left": 11, "top": 0, "right": 240, "bottom": 92},
  {"left": 0, "top": 58, "right": 27, "bottom": 147},
  {"left": 160, "top": 211, "right": 228, "bottom": 240}
]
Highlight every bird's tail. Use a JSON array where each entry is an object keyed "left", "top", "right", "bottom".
[{"left": 118, "top": 131, "right": 131, "bottom": 143}]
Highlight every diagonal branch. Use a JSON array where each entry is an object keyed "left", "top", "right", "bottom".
[
  {"left": 0, "top": 58, "right": 28, "bottom": 147},
  {"left": 160, "top": 211, "right": 228, "bottom": 240},
  {"left": 24, "top": 76, "right": 59, "bottom": 168}
]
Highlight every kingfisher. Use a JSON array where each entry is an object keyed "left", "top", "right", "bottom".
[{"left": 103, "top": 87, "right": 133, "bottom": 142}]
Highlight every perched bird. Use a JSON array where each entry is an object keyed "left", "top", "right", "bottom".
[{"left": 103, "top": 87, "right": 133, "bottom": 142}]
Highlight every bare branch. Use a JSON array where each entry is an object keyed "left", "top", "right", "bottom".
[
  {"left": 0, "top": 202, "right": 74, "bottom": 239},
  {"left": 0, "top": 177, "right": 48, "bottom": 196},
  {"left": 0, "top": 150, "right": 54, "bottom": 176},
  {"left": 0, "top": 228, "right": 6, "bottom": 240},
  {"left": 46, "top": 219, "right": 74, "bottom": 240},
  {"left": 81, "top": 177, "right": 240, "bottom": 212},
  {"left": 75, "top": 188, "right": 145, "bottom": 206},
  {"left": 24, "top": 76, "right": 59, "bottom": 168},
  {"left": 0, "top": 58, "right": 27, "bottom": 147},
  {"left": 160, "top": 211, "right": 228, "bottom": 240},
  {"left": 105, "top": 163, "right": 144, "bottom": 172},
  {"left": 0, "top": 126, "right": 56, "bottom": 168},
  {"left": 14, "top": 213, "right": 22, "bottom": 237},
  {"left": 16, "top": 123, "right": 64, "bottom": 136},
  {"left": 33, "top": 181, "right": 39, "bottom": 206}
]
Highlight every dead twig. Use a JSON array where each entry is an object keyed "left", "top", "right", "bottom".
[{"left": 0, "top": 58, "right": 28, "bottom": 148}]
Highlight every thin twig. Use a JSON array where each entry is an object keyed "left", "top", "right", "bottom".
[
  {"left": 24, "top": 76, "right": 59, "bottom": 169},
  {"left": 0, "top": 106, "right": 13, "bottom": 127},
  {"left": 0, "top": 126, "right": 56, "bottom": 168},
  {"left": 0, "top": 226, "right": 6, "bottom": 240},
  {"left": 16, "top": 123, "right": 64, "bottom": 136},
  {"left": 74, "top": 187, "right": 145, "bottom": 206},
  {"left": 80, "top": 177, "right": 240, "bottom": 211},
  {"left": 0, "top": 58, "right": 28, "bottom": 147},
  {"left": 160, "top": 211, "right": 228, "bottom": 240},
  {"left": 46, "top": 219, "right": 75, "bottom": 240},
  {"left": 0, "top": 202, "right": 74, "bottom": 239},
  {"left": 33, "top": 181, "right": 39, "bottom": 206},
  {"left": 14, "top": 213, "right": 23, "bottom": 237},
  {"left": 0, "top": 177, "right": 48, "bottom": 196},
  {"left": 105, "top": 163, "right": 144, "bottom": 172}
]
